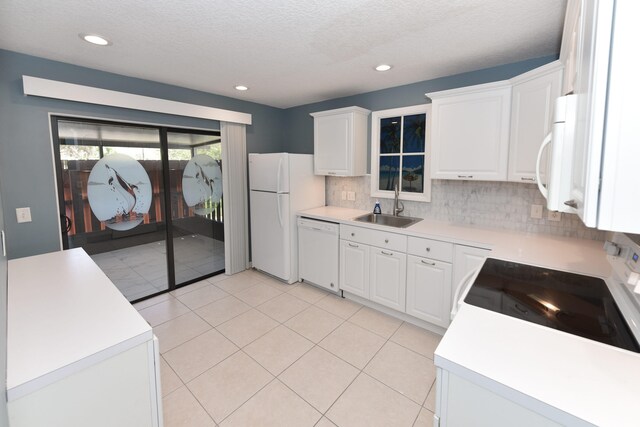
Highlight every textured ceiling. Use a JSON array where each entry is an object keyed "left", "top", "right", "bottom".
[{"left": 0, "top": 0, "right": 566, "bottom": 108}]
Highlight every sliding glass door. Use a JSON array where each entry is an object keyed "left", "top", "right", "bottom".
[
  {"left": 168, "top": 131, "right": 224, "bottom": 286},
  {"left": 52, "top": 117, "right": 223, "bottom": 302}
]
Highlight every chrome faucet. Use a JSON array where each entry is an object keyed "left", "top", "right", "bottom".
[{"left": 393, "top": 182, "right": 404, "bottom": 216}]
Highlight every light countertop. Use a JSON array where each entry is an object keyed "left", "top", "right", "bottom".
[
  {"left": 436, "top": 303, "right": 640, "bottom": 426},
  {"left": 7, "top": 248, "right": 153, "bottom": 400},
  {"left": 299, "top": 205, "right": 610, "bottom": 277}
]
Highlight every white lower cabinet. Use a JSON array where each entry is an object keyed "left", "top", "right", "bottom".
[
  {"left": 406, "top": 255, "right": 452, "bottom": 328},
  {"left": 370, "top": 247, "right": 407, "bottom": 312},
  {"left": 436, "top": 369, "right": 563, "bottom": 427},
  {"left": 339, "top": 239, "right": 370, "bottom": 298},
  {"left": 338, "top": 224, "right": 490, "bottom": 330},
  {"left": 452, "top": 245, "right": 490, "bottom": 308}
]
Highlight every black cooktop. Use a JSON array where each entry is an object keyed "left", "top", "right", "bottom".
[{"left": 465, "top": 258, "right": 640, "bottom": 353}]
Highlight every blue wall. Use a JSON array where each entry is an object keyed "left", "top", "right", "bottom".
[
  {"left": 0, "top": 49, "right": 556, "bottom": 259},
  {"left": 0, "top": 49, "right": 285, "bottom": 259},
  {"left": 282, "top": 55, "right": 557, "bottom": 157}
]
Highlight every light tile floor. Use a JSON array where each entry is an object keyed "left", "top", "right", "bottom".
[
  {"left": 93, "top": 234, "right": 225, "bottom": 301},
  {"left": 134, "top": 270, "right": 441, "bottom": 427}
]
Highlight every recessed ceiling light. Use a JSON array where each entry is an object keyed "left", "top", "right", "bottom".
[
  {"left": 235, "top": 85, "right": 249, "bottom": 91},
  {"left": 375, "top": 64, "right": 392, "bottom": 72},
  {"left": 80, "top": 33, "right": 111, "bottom": 46}
]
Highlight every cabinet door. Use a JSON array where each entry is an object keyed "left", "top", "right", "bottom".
[
  {"left": 406, "top": 255, "right": 452, "bottom": 328},
  {"left": 452, "top": 245, "right": 489, "bottom": 310},
  {"left": 430, "top": 83, "right": 511, "bottom": 181},
  {"left": 339, "top": 240, "right": 370, "bottom": 298},
  {"left": 314, "top": 112, "right": 351, "bottom": 175},
  {"left": 508, "top": 64, "right": 563, "bottom": 183},
  {"left": 559, "top": 0, "right": 582, "bottom": 95},
  {"left": 370, "top": 247, "right": 407, "bottom": 312}
]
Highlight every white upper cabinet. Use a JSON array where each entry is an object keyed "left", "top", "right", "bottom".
[
  {"left": 508, "top": 61, "right": 563, "bottom": 183},
  {"left": 310, "top": 106, "right": 370, "bottom": 176},
  {"left": 428, "top": 81, "right": 511, "bottom": 181},
  {"left": 559, "top": 0, "right": 582, "bottom": 95}
]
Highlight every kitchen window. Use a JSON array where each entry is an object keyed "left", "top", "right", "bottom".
[{"left": 370, "top": 104, "right": 431, "bottom": 202}]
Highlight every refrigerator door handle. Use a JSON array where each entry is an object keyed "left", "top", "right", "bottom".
[
  {"left": 276, "top": 157, "right": 283, "bottom": 194},
  {"left": 277, "top": 194, "right": 284, "bottom": 228}
]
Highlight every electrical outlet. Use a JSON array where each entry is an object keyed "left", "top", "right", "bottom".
[
  {"left": 347, "top": 191, "right": 356, "bottom": 201},
  {"left": 16, "top": 207, "right": 32, "bottom": 223},
  {"left": 341, "top": 191, "right": 347, "bottom": 200},
  {"left": 548, "top": 210, "right": 562, "bottom": 221},
  {"left": 530, "top": 205, "right": 543, "bottom": 219}
]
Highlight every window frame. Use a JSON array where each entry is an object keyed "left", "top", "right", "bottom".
[{"left": 370, "top": 104, "right": 432, "bottom": 202}]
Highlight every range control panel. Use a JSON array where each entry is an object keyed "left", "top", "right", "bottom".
[{"left": 607, "top": 234, "right": 640, "bottom": 294}]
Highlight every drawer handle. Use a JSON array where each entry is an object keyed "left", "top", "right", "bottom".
[
  {"left": 385, "top": 238, "right": 389, "bottom": 243},
  {"left": 564, "top": 199, "right": 578, "bottom": 209},
  {"left": 426, "top": 247, "right": 431, "bottom": 252},
  {"left": 458, "top": 175, "right": 473, "bottom": 179},
  {"left": 381, "top": 250, "right": 393, "bottom": 256},
  {"left": 348, "top": 243, "right": 359, "bottom": 248},
  {"left": 521, "top": 177, "right": 536, "bottom": 182},
  {"left": 421, "top": 260, "right": 436, "bottom": 266}
]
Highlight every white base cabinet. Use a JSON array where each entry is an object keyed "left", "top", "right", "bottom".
[
  {"left": 7, "top": 249, "right": 162, "bottom": 427},
  {"left": 452, "top": 245, "right": 490, "bottom": 309},
  {"left": 8, "top": 340, "right": 161, "bottom": 427},
  {"left": 370, "top": 248, "right": 407, "bottom": 312},
  {"left": 436, "top": 369, "right": 563, "bottom": 427},
  {"left": 339, "top": 239, "right": 370, "bottom": 298},
  {"left": 338, "top": 224, "right": 486, "bottom": 330},
  {"left": 406, "top": 255, "right": 452, "bottom": 328}
]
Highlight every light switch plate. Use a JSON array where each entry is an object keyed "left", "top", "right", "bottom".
[
  {"left": 16, "top": 207, "right": 32, "bottom": 223},
  {"left": 347, "top": 191, "right": 356, "bottom": 201}
]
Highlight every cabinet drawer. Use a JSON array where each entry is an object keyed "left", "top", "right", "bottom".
[
  {"left": 340, "top": 224, "right": 369, "bottom": 245},
  {"left": 369, "top": 230, "right": 407, "bottom": 252},
  {"left": 407, "top": 237, "right": 453, "bottom": 262}
]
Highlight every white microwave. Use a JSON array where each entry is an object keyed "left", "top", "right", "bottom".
[{"left": 535, "top": 0, "right": 640, "bottom": 234}]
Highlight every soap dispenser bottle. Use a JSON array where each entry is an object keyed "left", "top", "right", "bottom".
[{"left": 373, "top": 200, "right": 382, "bottom": 214}]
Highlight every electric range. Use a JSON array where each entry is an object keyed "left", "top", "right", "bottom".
[{"left": 462, "top": 232, "right": 640, "bottom": 353}]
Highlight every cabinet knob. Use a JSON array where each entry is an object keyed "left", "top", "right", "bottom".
[
  {"left": 426, "top": 247, "right": 431, "bottom": 252},
  {"left": 330, "top": 283, "right": 335, "bottom": 288},
  {"left": 351, "top": 232, "right": 355, "bottom": 237},
  {"left": 385, "top": 238, "right": 389, "bottom": 243}
]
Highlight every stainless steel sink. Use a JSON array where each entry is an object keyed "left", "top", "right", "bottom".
[{"left": 353, "top": 213, "right": 422, "bottom": 228}]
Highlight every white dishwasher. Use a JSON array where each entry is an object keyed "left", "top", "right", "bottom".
[{"left": 297, "top": 217, "right": 340, "bottom": 293}]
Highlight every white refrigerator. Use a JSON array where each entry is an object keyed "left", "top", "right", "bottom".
[{"left": 249, "top": 153, "right": 325, "bottom": 283}]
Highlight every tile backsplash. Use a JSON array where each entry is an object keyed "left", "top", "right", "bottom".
[{"left": 326, "top": 175, "right": 606, "bottom": 241}]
